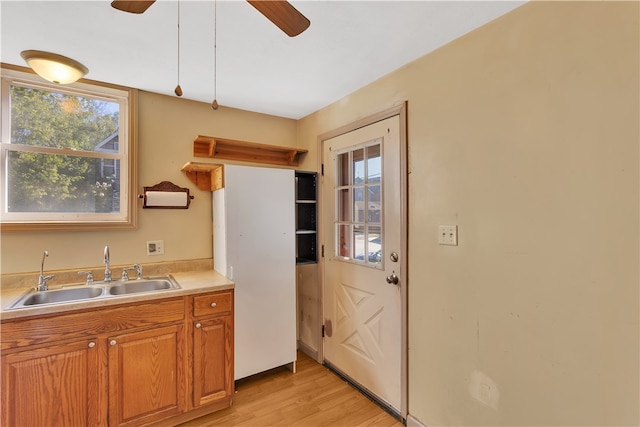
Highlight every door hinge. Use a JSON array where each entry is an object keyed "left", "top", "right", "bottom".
[
  {"left": 321, "top": 244, "right": 324, "bottom": 258},
  {"left": 321, "top": 163, "right": 324, "bottom": 176},
  {"left": 322, "top": 324, "right": 325, "bottom": 337}
]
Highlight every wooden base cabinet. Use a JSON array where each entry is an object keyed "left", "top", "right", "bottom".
[
  {"left": 1, "top": 290, "right": 234, "bottom": 427},
  {"left": 191, "top": 291, "right": 234, "bottom": 408},
  {"left": 2, "top": 338, "right": 102, "bottom": 427},
  {"left": 108, "top": 324, "right": 186, "bottom": 426}
]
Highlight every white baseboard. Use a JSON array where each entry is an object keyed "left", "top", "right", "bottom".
[
  {"left": 406, "top": 414, "right": 427, "bottom": 427},
  {"left": 296, "top": 340, "right": 318, "bottom": 361}
]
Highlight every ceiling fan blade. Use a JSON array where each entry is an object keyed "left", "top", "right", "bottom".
[
  {"left": 111, "top": 1, "right": 156, "bottom": 14},
  {"left": 247, "top": 1, "right": 310, "bottom": 37}
]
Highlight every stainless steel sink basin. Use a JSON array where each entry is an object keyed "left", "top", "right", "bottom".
[
  {"left": 108, "top": 278, "right": 178, "bottom": 295},
  {"left": 13, "top": 286, "right": 103, "bottom": 307},
  {"left": 7, "top": 275, "right": 181, "bottom": 310}
]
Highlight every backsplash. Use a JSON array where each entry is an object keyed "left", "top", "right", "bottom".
[{"left": 0, "top": 258, "right": 213, "bottom": 290}]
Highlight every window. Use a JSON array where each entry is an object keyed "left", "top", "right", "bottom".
[
  {"left": 0, "top": 67, "right": 137, "bottom": 231},
  {"left": 335, "top": 140, "right": 382, "bottom": 267}
]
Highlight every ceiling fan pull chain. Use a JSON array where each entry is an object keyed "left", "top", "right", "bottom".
[
  {"left": 174, "top": 0, "right": 183, "bottom": 96},
  {"left": 211, "top": 0, "right": 219, "bottom": 110}
]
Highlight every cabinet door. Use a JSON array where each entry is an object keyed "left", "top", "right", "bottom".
[
  {"left": 1, "top": 339, "right": 102, "bottom": 427},
  {"left": 193, "top": 316, "right": 233, "bottom": 407},
  {"left": 108, "top": 324, "right": 185, "bottom": 427}
]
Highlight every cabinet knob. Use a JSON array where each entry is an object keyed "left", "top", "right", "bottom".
[
  {"left": 110, "top": 340, "right": 117, "bottom": 346},
  {"left": 88, "top": 342, "right": 96, "bottom": 348},
  {"left": 195, "top": 322, "right": 202, "bottom": 329},
  {"left": 210, "top": 302, "right": 217, "bottom": 308}
]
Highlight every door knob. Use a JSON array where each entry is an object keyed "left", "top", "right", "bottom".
[{"left": 386, "top": 271, "right": 399, "bottom": 285}]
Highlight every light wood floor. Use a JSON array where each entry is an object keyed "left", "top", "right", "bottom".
[{"left": 179, "top": 351, "right": 404, "bottom": 427}]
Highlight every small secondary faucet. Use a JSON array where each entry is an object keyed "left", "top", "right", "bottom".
[
  {"left": 37, "top": 250, "right": 55, "bottom": 291},
  {"left": 78, "top": 270, "right": 94, "bottom": 285},
  {"left": 121, "top": 266, "right": 135, "bottom": 281},
  {"left": 133, "top": 263, "right": 143, "bottom": 280},
  {"left": 121, "top": 264, "right": 143, "bottom": 281},
  {"left": 104, "top": 245, "right": 112, "bottom": 282}
]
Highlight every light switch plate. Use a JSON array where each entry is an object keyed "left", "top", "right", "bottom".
[
  {"left": 438, "top": 225, "right": 458, "bottom": 246},
  {"left": 147, "top": 240, "right": 164, "bottom": 255}
]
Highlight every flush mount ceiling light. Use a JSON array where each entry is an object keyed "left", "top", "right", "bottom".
[{"left": 20, "top": 50, "right": 89, "bottom": 84}]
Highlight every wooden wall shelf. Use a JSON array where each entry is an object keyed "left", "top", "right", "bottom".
[
  {"left": 193, "top": 135, "right": 307, "bottom": 167},
  {"left": 181, "top": 162, "right": 224, "bottom": 191}
]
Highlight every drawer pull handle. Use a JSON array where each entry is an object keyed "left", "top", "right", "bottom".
[
  {"left": 195, "top": 323, "right": 202, "bottom": 329},
  {"left": 88, "top": 342, "right": 96, "bottom": 348},
  {"left": 210, "top": 302, "right": 217, "bottom": 308},
  {"left": 110, "top": 340, "right": 117, "bottom": 346}
]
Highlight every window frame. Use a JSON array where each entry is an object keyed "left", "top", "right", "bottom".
[{"left": 0, "top": 65, "right": 138, "bottom": 231}]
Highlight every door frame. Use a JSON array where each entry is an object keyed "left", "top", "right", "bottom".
[{"left": 316, "top": 102, "right": 408, "bottom": 420}]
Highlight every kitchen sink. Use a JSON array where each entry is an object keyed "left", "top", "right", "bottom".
[
  {"left": 108, "top": 278, "right": 179, "bottom": 295},
  {"left": 18, "top": 286, "right": 103, "bottom": 306},
  {"left": 7, "top": 275, "right": 181, "bottom": 310}
]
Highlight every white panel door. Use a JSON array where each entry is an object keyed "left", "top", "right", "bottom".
[{"left": 323, "top": 115, "right": 403, "bottom": 411}]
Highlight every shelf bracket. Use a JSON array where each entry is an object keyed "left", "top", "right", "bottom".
[{"left": 181, "top": 162, "right": 224, "bottom": 191}]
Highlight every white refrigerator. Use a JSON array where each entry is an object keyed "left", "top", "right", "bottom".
[{"left": 212, "top": 164, "right": 296, "bottom": 380}]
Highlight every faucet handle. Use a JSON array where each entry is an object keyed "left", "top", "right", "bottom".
[
  {"left": 78, "top": 271, "right": 94, "bottom": 285},
  {"left": 121, "top": 266, "right": 136, "bottom": 281},
  {"left": 37, "top": 274, "right": 55, "bottom": 291}
]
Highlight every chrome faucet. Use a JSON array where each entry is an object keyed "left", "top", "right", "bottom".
[
  {"left": 104, "top": 245, "right": 112, "bottom": 282},
  {"left": 37, "top": 250, "right": 55, "bottom": 291},
  {"left": 121, "top": 264, "right": 142, "bottom": 281},
  {"left": 121, "top": 266, "right": 135, "bottom": 281},
  {"left": 133, "top": 263, "right": 143, "bottom": 280},
  {"left": 78, "top": 270, "right": 94, "bottom": 285}
]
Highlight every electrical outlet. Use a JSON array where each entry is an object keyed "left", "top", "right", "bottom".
[
  {"left": 147, "top": 240, "right": 164, "bottom": 255},
  {"left": 438, "top": 225, "right": 458, "bottom": 246}
]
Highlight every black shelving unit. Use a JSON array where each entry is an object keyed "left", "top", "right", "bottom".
[{"left": 295, "top": 171, "right": 317, "bottom": 264}]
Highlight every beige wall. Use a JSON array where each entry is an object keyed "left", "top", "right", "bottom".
[
  {"left": 0, "top": 92, "right": 297, "bottom": 274},
  {"left": 2, "top": 1, "right": 638, "bottom": 426},
  {"left": 297, "top": 1, "right": 638, "bottom": 426}
]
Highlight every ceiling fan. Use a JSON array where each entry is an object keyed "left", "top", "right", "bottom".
[{"left": 111, "top": 0, "right": 310, "bottom": 37}]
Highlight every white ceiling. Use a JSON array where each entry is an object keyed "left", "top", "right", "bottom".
[{"left": 1, "top": 0, "right": 524, "bottom": 119}]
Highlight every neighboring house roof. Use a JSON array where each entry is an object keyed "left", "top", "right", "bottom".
[{"left": 95, "top": 131, "right": 118, "bottom": 153}]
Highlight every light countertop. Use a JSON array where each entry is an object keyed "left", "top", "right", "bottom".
[{"left": 1, "top": 270, "right": 234, "bottom": 321}]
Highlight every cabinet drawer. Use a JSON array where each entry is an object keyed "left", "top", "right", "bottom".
[
  {"left": 1, "top": 298, "right": 184, "bottom": 352},
  {"left": 193, "top": 291, "right": 232, "bottom": 317}
]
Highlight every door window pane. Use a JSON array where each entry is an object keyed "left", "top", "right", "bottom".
[
  {"left": 337, "top": 152, "right": 349, "bottom": 187},
  {"left": 352, "top": 148, "right": 365, "bottom": 184},
  {"left": 338, "top": 188, "right": 350, "bottom": 222},
  {"left": 366, "top": 145, "right": 381, "bottom": 183},
  {"left": 353, "top": 187, "right": 364, "bottom": 222},
  {"left": 367, "top": 226, "right": 382, "bottom": 265},
  {"left": 333, "top": 141, "right": 383, "bottom": 267},
  {"left": 353, "top": 225, "right": 365, "bottom": 261},
  {"left": 367, "top": 185, "right": 381, "bottom": 224},
  {"left": 338, "top": 224, "right": 350, "bottom": 258}
]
